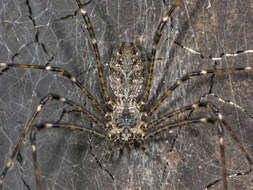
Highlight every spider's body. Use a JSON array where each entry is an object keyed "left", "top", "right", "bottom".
[{"left": 108, "top": 42, "right": 145, "bottom": 143}]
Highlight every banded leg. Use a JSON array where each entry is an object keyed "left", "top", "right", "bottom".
[
  {"left": 207, "top": 103, "right": 253, "bottom": 189},
  {"left": 30, "top": 123, "right": 108, "bottom": 190},
  {"left": 146, "top": 104, "right": 253, "bottom": 189},
  {"left": 141, "top": 0, "right": 183, "bottom": 104},
  {"left": 148, "top": 101, "right": 253, "bottom": 185},
  {"left": 75, "top": 0, "right": 113, "bottom": 106},
  {"left": 174, "top": 41, "right": 253, "bottom": 61},
  {"left": 0, "top": 62, "right": 105, "bottom": 114},
  {"left": 146, "top": 117, "right": 228, "bottom": 189},
  {"left": 148, "top": 66, "right": 253, "bottom": 116},
  {"left": 148, "top": 95, "right": 253, "bottom": 129},
  {"left": 144, "top": 117, "right": 228, "bottom": 188},
  {"left": 147, "top": 102, "right": 210, "bottom": 129},
  {"left": 147, "top": 100, "right": 253, "bottom": 188},
  {"left": 0, "top": 94, "right": 106, "bottom": 189}
]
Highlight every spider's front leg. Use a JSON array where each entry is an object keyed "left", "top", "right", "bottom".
[
  {"left": 0, "top": 94, "right": 106, "bottom": 190},
  {"left": 141, "top": 0, "right": 183, "bottom": 104},
  {"left": 75, "top": 0, "right": 114, "bottom": 107}
]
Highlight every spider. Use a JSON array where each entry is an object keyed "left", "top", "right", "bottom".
[{"left": 0, "top": 0, "right": 253, "bottom": 189}]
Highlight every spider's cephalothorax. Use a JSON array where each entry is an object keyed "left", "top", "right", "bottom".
[{"left": 108, "top": 42, "right": 145, "bottom": 143}]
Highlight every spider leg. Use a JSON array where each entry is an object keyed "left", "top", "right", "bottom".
[
  {"left": 105, "top": 142, "right": 115, "bottom": 160},
  {"left": 147, "top": 102, "right": 210, "bottom": 129},
  {"left": 174, "top": 40, "right": 253, "bottom": 61},
  {"left": 148, "top": 100, "right": 253, "bottom": 186},
  {"left": 0, "top": 62, "right": 105, "bottom": 114},
  {"left": 140, "top": 0, "right": 183, "bottom": 104},
  {"left": 0, "top": 93, "right": 107, "bottom": 189},
  {"left": 145, "top": 102, "right": 253, "bottom": 190},
  {"left": 147, "top": 96, "right": 253, "bottom": 129},
  {"left": 203, "top": 103, "right": 253, "bottom": 189},
  {"left": 147, "top": 66, "right": 252, "bottom": 116},
  {"left": 144, "top": 117, "right": 229, "bottom": 188},
  {"left": 29, "top": 123, "right": 108, "bottom": 190},
  {"left": 75, "top": 0, "right": 113, "bottom": 107}
]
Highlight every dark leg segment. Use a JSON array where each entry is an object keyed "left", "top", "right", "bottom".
[
  {"left": 0, "top": 62, "right": 105, "bottom": 114},
  {"left": 148, "top": 66, "right": 252, "bottom": 115},
  {"left": 0, "top": 94, "right": 106, "bottom": 189},
  {"left": 141, "top": 0, "right": 182, "bottom": 104},
  {"left": 75, "top": 0, "right": 113, "bottom": 106}
]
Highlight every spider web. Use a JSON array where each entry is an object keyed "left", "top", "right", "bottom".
[{"left": 0, "top": 0, "right": 253, "bottom": 190}]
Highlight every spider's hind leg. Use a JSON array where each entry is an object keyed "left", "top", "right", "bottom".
[
  {"left": 145, "top": 101, "right": 253, "bottom": 190},
  {"left": 29, "top": 123, "right": 108, "bottom": 190},
  {"left": 199, "top": 102, "right": 253, "bottom": 189}
]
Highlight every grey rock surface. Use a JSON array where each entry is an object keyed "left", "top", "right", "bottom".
[{"left": 0, "top": 0, "right": 253, "bottom": 190}]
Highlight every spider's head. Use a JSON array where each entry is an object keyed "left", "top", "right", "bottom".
[{"left": 109, "top": 42, "right": 145, "bottom": 105}]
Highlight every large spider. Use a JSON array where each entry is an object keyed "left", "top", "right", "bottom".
[{"left": 0, "top": 0, "right": 253, "bottom": 189}]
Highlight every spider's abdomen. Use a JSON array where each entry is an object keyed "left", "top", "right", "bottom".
[{"left": 109, "top": 42, "right": 144, "bottom": 105}]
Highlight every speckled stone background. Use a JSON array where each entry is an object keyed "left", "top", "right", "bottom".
[{"left": 0, "top": 0, "right": 253, "bottom": 190}]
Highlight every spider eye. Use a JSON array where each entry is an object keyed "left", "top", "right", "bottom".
[{"left": 117, "top": 49, "right": 122, "bottom": 55}]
